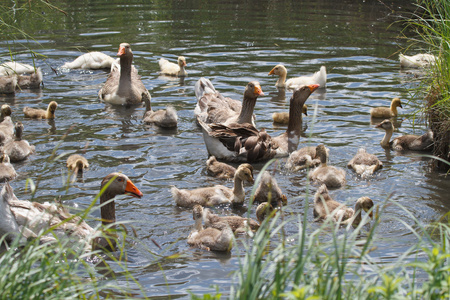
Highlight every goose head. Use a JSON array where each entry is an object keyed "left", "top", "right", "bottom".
[
  {"left": 375, "top": 119, "right": 395, "bottom": 132},
  {"left": 355, "top": 196, "right": 374, "bottom": 218},
  {"left": 391, "top": 97, "right": 403, "bottom": 109},
  {"left": 268, "top": 64, "right": 287, "bottom": 76},
  {"left": 244, "top": 81, "right": 264, "bottom": 99},
  {"left": 14, "top": 122, "right": 24, "bottom": 140},
  {"left": 48, "top": 101, "right": 58, "bottom": 114},
  {"left": 100, "top": 172, "right": 143, "bottom": 202},
  {"left": 1, "top": 105, "right": 12, "bottom": 118},
  {"left": 235, "top": 164, "right": 254, "bottom": 184},
  {"left": 177, "top": 56, "right": 187, "bottom": 68}
]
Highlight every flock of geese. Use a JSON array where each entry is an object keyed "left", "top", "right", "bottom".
[{"left": 0, "top": 43, "right": 436, "bottom": 253}]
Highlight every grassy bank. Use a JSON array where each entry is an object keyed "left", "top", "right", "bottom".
[{"left": 405, "top": 0, "right": 450, "bottom": 172}]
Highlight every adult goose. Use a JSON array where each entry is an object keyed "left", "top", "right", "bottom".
[
  {"left": 23, "top": 101, "right": 58, "bottom": 119},
  {"left": 0, "top": 61, "right": 43, "bottom": 89},
  {"left": 370, "top": 98, "right": 403, "bottom": 119},
  {"left": 314, "top": 184, "right": 374, "bottom": 227},
  {"left": 3, "top": 122, "right": 35, "bottom": 162},
  {"left": 268, "top": 64, "right": 326, "bottom": 89},
  {"left": 195, "top": 78, "right": 264, "bottom": 126},
  {"left": 347, "top": 148, "right": 382, "bottom": 177},
  {"left": 62, "top": 52, "right": 116, "bottom": 69},
  {"left": 203, "top": 202, "right": 274, "bottom": 234},
  {"left": 375, "top": 119, "right": 433, "bottom": 151},
  {"left": 142, "top": 92, "right": 178, "bottom": 128},
  {"left": 308, "top": 144, "right": 346, "bottom": 188},
  {"left": 286, "top": 145, "right": 329, "bottom": 172},
  {"left": 399, "top": 53, "right": 436, "bottom": 68},
  {"left": 0, "top": 173, "right": 143, "bottom": 252},
  {"left": 187, "top": 205, "right": 233, "bottom": 252},
  {"left": 0, "top": 153, "right": 17, "bottom": 183},
  {"left": 198, "top": 84, "right": 319, "bottom": 162},
  {"left": 171, "top": 164, "right": 254, "bottom": 208},
  {"left": 98, "top": 43, "right": 150, "bottom": 106},
  {"left": 159, "top": 56, "right": 187, "bottom": 76}
]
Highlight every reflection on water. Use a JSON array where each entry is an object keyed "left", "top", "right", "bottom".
[{"left": 1, "top": 0, "right": 450, "bottom": 297}]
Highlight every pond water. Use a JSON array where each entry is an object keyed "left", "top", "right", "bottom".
[{"left": 2, "top": 0, "right": 450, "bottom": 298}]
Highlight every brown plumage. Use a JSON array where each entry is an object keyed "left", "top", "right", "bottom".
[
  {"left": 198, "top": 84, "right": 319, "bottom": 162},
  {"left": 0, "top": 153, "right": 17, "bottom": 182},
  {"left": 205, "top": 156, "right": 253, "bottom": 179},
  {"left": 203, "top": 202, "right": 274, "bottom": 234},
  {"left": 253, "top": 171, "right": 287, "bottom": 206},
  {"left": 308, "top": 144, "right": 346, "bottom": 188},
  {"left": 187, "top": 205, "right": 233, "bottom": 252},
  {"left": 314, "top": 184, "right": 374, "bottom": 227},
  {"left": 23, "top": 101, "right": 58, "bottom": 119},
  {"left": 195, "top": 78, "right": 263, "bottom": 126},
  {"left": 375, "top": 119, "right": 433, "bottom": 151},
  {"left": 98, "top": 43, "right": 150, "bottom": 105},
  {"left": 142, "top": 92, "right": 178, "bottom": 128},
  {"left": 370, "top": 98, "right": 403, "bottom": 119},
  {"left": 347, "top": 148, "right": 382, "bottom": 177},
  {"left": 0, "top": 173, "right": 143, "bottom": 251},
  {"left": 3, "top": 122, "right": 35, "bottom": 162},
  {"left": 0, "top": 76, "right": 17, "bottom": 94},
  {"left": 286, "top": 145, "right": 329, "bottom": 171}
]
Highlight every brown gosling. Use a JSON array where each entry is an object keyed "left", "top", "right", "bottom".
[
  {"left": 308, "top": 144, "right": 346, "bottom": 188},
  {"left": 370, "top": 98, "right": 402, "bottom": 119},
  {"left": 347, "top": 148, "right": 382, "bottom": 178},
  {"left": 23, "top": 101, "right": 58, "bottom": 119},
  {"left": 187, "top": 205, "right": 233, "bottom": 252},
  {"left": 206, "top": 156, "right": 253, "bottom": 180},
  {"left": 314, "top": 184, "right": 374, "bottom": 227},
  {"left": 375, "top": 119, "right": 433, "bottom": 151}
]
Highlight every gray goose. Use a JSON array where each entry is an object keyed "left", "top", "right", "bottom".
[
  {"left": 198, "top": 84, "right": 319, "bottom": 162},
  {"left": 194, "top": 78, "right": 264, "bottom": 126},
  {"left": 98, "top": 43, "right": 150, "bottom": 106},
  {"left": 0, "top": 173, "right": 142, "bottom": 252}
]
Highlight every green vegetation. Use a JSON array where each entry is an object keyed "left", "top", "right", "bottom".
[{"left": 403, "top": 0, "right": 450, "bottom": 171}]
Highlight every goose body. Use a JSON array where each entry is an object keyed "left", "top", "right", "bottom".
[
  {"left": 314, "top": 184, "right": 374, "bottom": 226},
  {"left": 0, "top": 62, "right": 42, "bottom": 89},
  {"left": 67, "top": 154, "right": 89, "bottom": 175},
  {"left": 272, "top": 104, "right": 307, "bottom": 124},
  {"left": 0, "top": 105, "right": 14, "bottom": 145},
  {"left": 375, "top": 119, "right": 433, "bottom": 151},
  {"left": 171, "top": 164, "right": 254, "bottom": 208},
  {"left": 98, "top": 43, "right": 150, "bottom": 106},
  {"left": 159, "top": 56, "right": 187, "bottom": 76},
  {"left": 188, "top": 205, "right": 233, "bottom": 251},
  {"left": 62, "top": 52, "right": 116, "bottom": 69},
  {"left": 347, "top": 148, "right": 382, "bottom": 177},
  {"left": 370, "top": 98, "right": 403, "bottom": 119},
  {"left": 23, "top": 101, "right": 58, "bottom": 119},
  {"left": 0, "top": 153, "right": 17, "bottom": 183},
  {"left": 3, "top": 122, "right": 35, "bottom": 162},
  {"left": 0, "top": 76, "right": 17, "bottom": 94},
  {"left": 308, "top": 144, "right": 346, "bottom": 188},
  {"left": 269, "top": 64, "right": 326, "bottom": 89},
  {"left": 203, "top": 202, "right": 273, "bottom": 234},
  {"left": 399, "top": 53, "right": 436, "bottom": 68},
  {"left": 195, "top": 78, "right": 263, "bottom": 126},
  {"left": 142, "top": 92, "right": 178, "bottom": 128},
  {"left": 198, "top": 84, "right": 319, "bottom": 162},
  {"left": 253, "top": 171, "right": 287, "bottom": 206},
  {"left": 286, "top": 145, "right": 329, "bottom": 171},
  {"left": 0, "top": 173, "right": 143, "bottom": 251},
  {"left": 206, "top": 156, "right": 253, "bottom": 179}
]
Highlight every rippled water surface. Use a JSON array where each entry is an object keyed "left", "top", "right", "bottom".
[{"left": 2, "top": 0, "right": 450, "bottom": 298}]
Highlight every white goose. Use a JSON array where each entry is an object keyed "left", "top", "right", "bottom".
[
  {"left": 399, "top": 53, "right": 436, "bottom": 68},
  {"left": 268, "top": 64, "right": 326, "bottom": 89},
  {"left": 62, "top": 52, "right": 116, "bottom": 69}
]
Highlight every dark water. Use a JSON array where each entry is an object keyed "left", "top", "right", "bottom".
[{"left": 1, "top": 0, "right": 450, "bottom": 297}]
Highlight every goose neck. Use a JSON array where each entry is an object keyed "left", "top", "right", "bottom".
[
  {"left": 380, "top": 129, "right": 393, "bottom": 148},
  {"left": 100, "top": 192, "right": 116, "bottom": 226},
  {"left": 236, "top": 96, "right": 256, "bottom": 124},
  {"left": 231, "top": 175, "right": 245, "bottom": 205},
  {"left": 276, "top": 73, "right": 287, "bottom": 88}
]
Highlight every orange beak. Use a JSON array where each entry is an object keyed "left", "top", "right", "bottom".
[
  {"left": 125, "top": 180, "right": 143, "bottom": 198},
  {"left": 254, "top": 85, "right": 264, "bottom": 96},
  {"left": 117, "top": 46, "right": 126, "bottom": 56},
  {"left": 268, "top": 68, "right": 275, "bottom": 75},
  {"left": 308, "top": 84, "right": 320, "bottom": 93}
]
